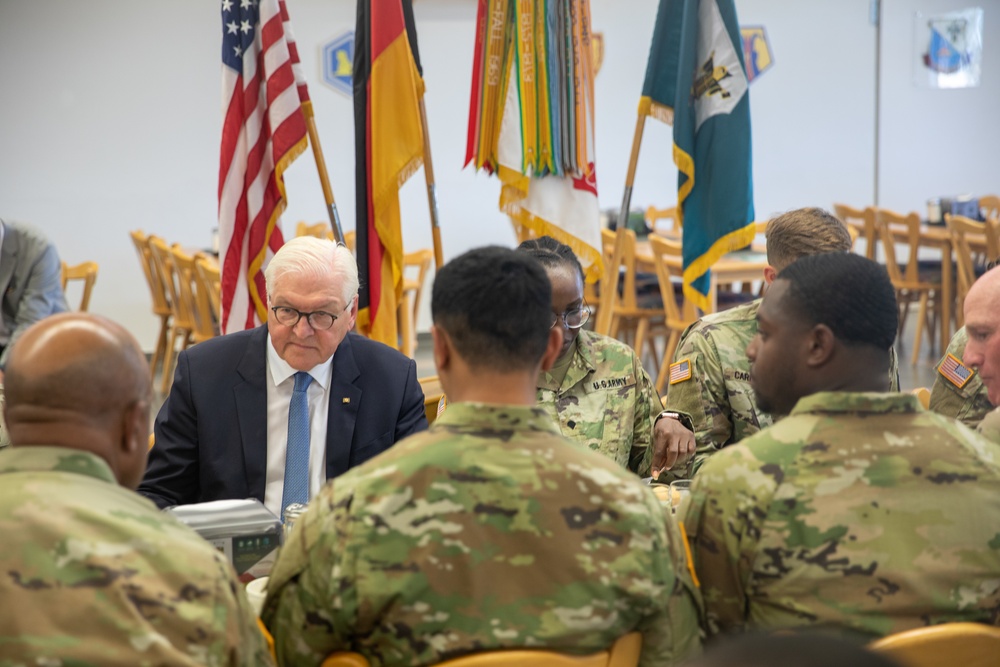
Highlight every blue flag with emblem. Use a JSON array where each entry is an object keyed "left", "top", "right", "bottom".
[{"left": 642, "top": 0, "right": 755, "bottom": 310}]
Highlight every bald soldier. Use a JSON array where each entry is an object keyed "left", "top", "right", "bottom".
[
  {"left": 964, "top": 265, "right": 1000, "bottom": 443},
  {"left": 0, "top": 314, "right": 272, "bottom": 666},
  {"left": 688, "top": 253, "right": 1000, "bottom": 638},
  {"left": 658, "top": 208, "right": 900, "bottom": 477},
  {"left": 263, "top": 247, "right": 702, "bottom": 666}
]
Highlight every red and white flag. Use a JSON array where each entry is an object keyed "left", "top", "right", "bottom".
[{"left": 218, "top": 0, "right": 309, "bottom": 333}]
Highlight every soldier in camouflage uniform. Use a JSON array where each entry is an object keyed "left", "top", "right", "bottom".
[
  {"left": 689, "top": 253, "right": 1000, "bottom": 638},
  {"left": 662, "top": 208, "right": 899, "bottom": 476},
  {"left": 263, "top": 247, "right": 702, "bottom": 666},
  {"left": 928, "top": 327, "right": 993, "bottom": 427},
  {"left": 0, "top": 313, "right": 272, "bottom": 666},
  {"left": 518, "top": 237, "right": 695, "bottom": 477}
]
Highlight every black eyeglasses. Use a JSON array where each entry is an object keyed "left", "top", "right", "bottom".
[
  {"left": 271, "top": 304, "right": 348, "bottom": 330},
  {"left": 551, "top": 304, "right": 591, "bottom": 330}
]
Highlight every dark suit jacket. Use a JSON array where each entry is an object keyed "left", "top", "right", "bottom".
[
  {"left": 139, "top": 327, "right": 428, "bottom": 509},
  {"left": 0, "top": 219, "right": 68, "bottom": 366}
]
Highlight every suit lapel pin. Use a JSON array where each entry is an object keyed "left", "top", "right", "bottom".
[{"left": 342, "top": 397, "right": 351, "bottom": 404}]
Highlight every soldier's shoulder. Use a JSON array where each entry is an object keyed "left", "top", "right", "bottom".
[
  {"left": 979, "top": 407, "right": 1000, "bottom": 445},
  {"left": 679, "top": 301, "right": 759, "bottom": 347}
]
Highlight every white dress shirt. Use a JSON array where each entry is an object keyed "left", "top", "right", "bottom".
[{"left": 263, "top": 334, "right": 334, "bottom": 518}]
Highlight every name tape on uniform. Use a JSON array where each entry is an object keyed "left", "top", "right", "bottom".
[{"left": 588, "top": 374, "right": 636, "bottom": 392}]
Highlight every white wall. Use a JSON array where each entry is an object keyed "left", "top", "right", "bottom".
[{"left": 1, "top": 0, "right": 996, "bottom": 351}]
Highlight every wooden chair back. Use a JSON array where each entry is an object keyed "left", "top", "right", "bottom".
[
  {"left": 833, "top": 203, "right": 877, "bottom": 259},
  {"left": 946, "top": 213, "right": 1000, "bottom": 324},
  {"left": 320, "top": 633, "right": 642, "bottom": 667},
  {"left": 148, "top": 238, "right": 193, "bottom": 393},
  {"left": 648, "top": 234, "right": 699, "bottom": 393},
  {"left": 195, "top": 255, "right": 222, "bottom": 324},
  {"left": 600, "top": 228, "right": 663, "bottom": 362},
  {"left": 399, "top": 248, "right": 434, "bottom": 357},
  {"left": 170, "top": 246, "right": 214, "bottom": 345},
  {"left": 60, "top": 261, "right": 98, "bottom": 311},
  {"left": 417, "top": 375, "right": 444, "bottom": 425},
  {"left": 645, "top": 205, "right": 678, "bottom": 234},
  {"left": 869, "top": 622, "right": 1000, "bottom": 667},
  {"left": 876, "top": 208, "right": 927, "bottom": 287},
  {"left": 296, "top": 221, "right": 334, "bottom": 240},
  {"left": 980, "top": 194, "right": 1000, "bottom": 222},
  {"left": 131, "top": 231, "right": 173, "bottom": 379}
]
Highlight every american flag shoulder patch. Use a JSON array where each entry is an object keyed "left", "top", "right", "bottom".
[
  {"left": 938, "top": 353, "right": 973, "bottom": 389},
  {"left": 669, "top": 359, "right": 692, "bottom": 385}
]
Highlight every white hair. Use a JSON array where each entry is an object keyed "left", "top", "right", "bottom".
[{"left": 264, "top": 236, "right": 359, "bottom": 304}]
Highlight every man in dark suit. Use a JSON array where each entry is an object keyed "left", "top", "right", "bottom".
[
  {"left": 139, "top": 236, "right": 427, "bottom": 515},
  {"left": 0, "top": 218, "right": 68, "bottom": 375}
]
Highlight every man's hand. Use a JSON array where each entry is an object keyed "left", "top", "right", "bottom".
[{"left": 652, "top": 414, "right": 696, "bottom": 476}]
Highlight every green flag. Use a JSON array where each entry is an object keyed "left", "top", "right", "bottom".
[{"left": 642, "top": 0, "right": 755, "bottom": 310}]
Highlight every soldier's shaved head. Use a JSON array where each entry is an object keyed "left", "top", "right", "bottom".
[
  {"left": 963, "top": 265, "right": 1000, "bottom": 404},
  {"left": 4, "top": 313, "right": 151, "bottom": 488}
]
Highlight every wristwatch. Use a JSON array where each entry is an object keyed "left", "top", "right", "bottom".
[{"left": 656, "top": 411, "right": 681, "bottom": 424}]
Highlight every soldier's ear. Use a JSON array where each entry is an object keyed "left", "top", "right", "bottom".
[
  {"left": 805, "top": 323, "right": 836, "bottom": 367},
  {"left": 538, "top": 327, "right": 563, "bottom": 372},
  {"left": 431, "top": 324, "right": 451, "bottom": 373}
]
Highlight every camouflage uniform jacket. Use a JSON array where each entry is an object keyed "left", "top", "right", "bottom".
[
  {"left": 688, "top": 392, "right": 1000, "bottom": 638},
  {"left": 929, "top": 327, "right": 993, "bottom": 427},
  {"left": 0, "top": 446, "right": 272, "bottom": 667},
  {"left": 536, "top": 329, "right": 660, "bottom": 476},
  {"left": 665, "top": 299, "right": 900, "bottom": 473},
  {"left": 262, "top": 403, "right": 703, "bottom": 667}
]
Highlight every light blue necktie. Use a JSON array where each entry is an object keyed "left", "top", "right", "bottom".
[{"left": 281, "top": 371, "right": 313, "bottom": 513}]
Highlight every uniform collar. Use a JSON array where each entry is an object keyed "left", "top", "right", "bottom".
[
  {"left": 790, "top": 391, "right": 922, "bottom": 417},
  {"left": 435, "top": 402, "right": 562, "bottom": 435},
  {"left": 0, "top": 446, "right": 118, "bottom": 484},
  {"left": 537, "top": 329, "right": 598, "bottom": 393}
]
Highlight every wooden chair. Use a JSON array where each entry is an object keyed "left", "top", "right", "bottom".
[
  {"left": 647, "top": 234, "right": 699, "bottom": 393},
  {"left": 644, "top": 205, "right": 678, "bottom": 234},
  {"left": 148, "top": 238, "right": 194, "bottom": 393},
  {"left": 417, "top": 375, "right": 444, "bottom": 425},
  {"left": 911, "top": 386, "right": 931, "bottom": 409},
  {"left": 980, "top": 194, "right": 999, "bottom": 222},
  {"left": 833, "top": 203, "right": 877, "bottom": 259},
  {"left": 60, "top": 261, "right": 98, "bottom": 311},
  {"left": 869, "top": 622, "right": 1000, "bottom": 667},
  {"left": 171, "top": 246, "right": 217, "bottom": 348},
  {"left": 399, "top": 249, "right": 433, "bottom": 357},
  {"left": 131, "top": 231, "right": 173, "bottom": 378},
  {"left": 295, "top": 221, "right": 356, "bottom": 251},
  {"left": 876, "top": 208, "right": 941, "bottom": 365},
  {"left": 946, "top": 213, "right": 1000, "bottom": 327},
  {"left": 195, "top": 255, "right": 222, "bottom": 323},
  {"left": 321, "top": 633, "right": 642, "bottom": 667},
  {"left": 600, "top": 228, "right": 664, "bottom": 364}
]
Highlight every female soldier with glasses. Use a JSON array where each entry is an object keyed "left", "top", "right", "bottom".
[{"left": 517, "top": 237, "right": 682, "bottom": 476}]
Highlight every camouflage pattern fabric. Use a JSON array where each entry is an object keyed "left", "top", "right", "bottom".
[
  {"left": 536, "top": 329, "right": 660, "bottom": 476},
  {"left": 0, "top": 446, "right": 272, "bottom": 666},
  {"left": 929, "top": 327, "right": 993, "bottom": 428},
  {"left": 0, "top": 386, "right": 8, "bottom": 450},
  {"left": 687, "top": 392, "right": 1000, "bottom": 638},
  {"left": 980, "top": 407, "right": 1000, "bottom": 445},
  {"left": 262, "top": 402, "right": 703, "bottom": 667},
  {"left": 665, "top": 299, "right": 900, "bottom": 474}
]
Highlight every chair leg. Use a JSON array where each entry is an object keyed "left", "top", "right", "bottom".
[
  {"left": 634, "top": 318, "right": 648, "bottom": 360},
  {"left": 160, "top": 329, "right": 179, "bottom": 395},
  {"left": 150, "top": 315, "right": 170, "bottom": 378},
  {"left": 911, "top": 292, "right": 929, "bottom": 366},
  {"left": 398, "top": 293, "right": 414, "bottom": 358},
  {"left": 655, "top": 331, "right": 681, "bottom": 395}
]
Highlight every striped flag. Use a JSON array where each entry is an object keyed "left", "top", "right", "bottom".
[
  {"left": 218, "top": 0, "right": 309, "bottom": 334},
  {"left": 354, "top": 0, "right": 425, "bottom": 348},
  {"left": 939, "top": 353, "right": 973, "bottom": 388}
]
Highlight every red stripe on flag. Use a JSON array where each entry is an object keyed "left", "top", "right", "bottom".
[{"left": 370, "top": 0, "right": 406, "bottom": 61}]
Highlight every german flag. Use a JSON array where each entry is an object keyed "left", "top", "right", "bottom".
[{"left": 354, "top": 0, "right": 424, "bottom": 348}]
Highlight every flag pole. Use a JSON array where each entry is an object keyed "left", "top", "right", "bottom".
[
  {"left": 301, "top": 102, "right": 347, "bottom": 244},
  {"left": 419, "top": 97, "right": 444, "bottom": 269},
  {"left": 596, "top": 111, "right": 648, "bottom": 336}
]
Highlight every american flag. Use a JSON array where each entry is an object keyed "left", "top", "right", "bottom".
[
  {"left": 218, "top": 0, "right": 309, "bottom": 333},
  {"left": 669, "top": 359, "right": 692, "bottom": 385},
  {"left": 939, "top": 353, "right": 973, "bottom": 389}
]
